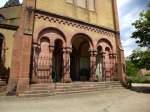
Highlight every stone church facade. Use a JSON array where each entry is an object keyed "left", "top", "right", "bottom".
[{"left": 0, "top": 0, "right": 126, "bottom": 94}]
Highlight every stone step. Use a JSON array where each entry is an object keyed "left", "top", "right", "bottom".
[
  {"left": 20, "top": 81, "right": 125, "bottom": 97},
  {"left": 28, "top": 84, "right": 124, "bottom": 92},
  {"left": 30, "top": 81, "right": 122, "bottom": 89},
  {"left": 21, "top": 87, "right": 125, "bottom": 97},
  {"left": 25, "top": 85, "right": 124, "bottom": 94},
  {"left": 0, "top": 86, "right": 6, "bottom": 96},
  {"left": 30, "top": 81, "right": 121, "bottom": 86}
]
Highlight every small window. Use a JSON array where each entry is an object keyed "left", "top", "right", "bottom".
[
  {"left": 88, "top": 0, "right": 95, "bottom": 11},
  {"left": 76, "top": 0, "right": 87, "bottom": 8},
  {"left": 65, "top": 0, "right": 74, "bottom": 4}
]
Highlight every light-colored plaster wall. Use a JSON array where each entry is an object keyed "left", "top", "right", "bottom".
[
  {"left": 36, "top": 0, "right": 115, "bottom": 29},
  {"left": 0, "top": 6, "right": 22, "bottom": 26},
  {"left": 0, "top": 28, "right": 15, "bottom": 68},
  {"left": 33, "top": 16, "right": 117, "bottom": 52}
]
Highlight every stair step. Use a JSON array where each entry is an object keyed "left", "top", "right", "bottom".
[{"left": 20, "top": 81, "right": 125, "bottom": 97}]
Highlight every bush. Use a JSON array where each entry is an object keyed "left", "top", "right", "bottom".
[
  {"left": 126, "top": 60, "right": 139, "bottom": 77},
  {"left": 145, "top": 74, "right": 150, "bottom": 77},
  {"left": 130, "top": 76, "right": 150, "bottom": 83}
]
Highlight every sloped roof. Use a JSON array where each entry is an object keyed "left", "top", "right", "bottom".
[{"left": 4, "top": 0, "right": 20, "bottom": 7}]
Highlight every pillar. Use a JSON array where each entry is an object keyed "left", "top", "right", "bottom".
[
  {"left": 101, "top": 52, "right": 106, "bottom": 81},
  {"left": 31, "top": 43, "right": 39, "bottom": 83},
  {"left": 113, "top": 54, "right": 119, "bottom": 81},
  {"left": 49, "top": 46, "right": 54, "bottom": 83},
  {"left": 7, "top": 0, "right": 36, "bottom": 94},
  {"left": 62, "top": 48, "right": 72, "bottom": 83},
  {"left": 90, "top": 51, "right": 97, "bottom": 81}
]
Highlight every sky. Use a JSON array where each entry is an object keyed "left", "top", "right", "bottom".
[
  {"left": 117, "top": 0, "right": 149, "bottom": 57},
  {"left": 0, "top": 0, "right": 149, "bottom": 57}
]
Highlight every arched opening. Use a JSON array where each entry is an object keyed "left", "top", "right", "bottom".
[
  {"left": 0, "top": 34, "right": 4, "bottom": 61},
  {"left": 96, "top": 46, "right": 103, "bottom": 81},
  {"left": 97, "top": 38, "right": 113, "bottom": 50},
  {"left": 32, "top": 27, "right": 67, "bottom": 84},
  {"left": 52, "top": 39, "right": 63, "bottom": 82},
  {"left": 71, "top": 35, "right": 91, "bottom": 81},
  {"left": 97, "top": 38, "right": 114, "bottom": 81},
  {"left": 37, "top": 37, "right": 50, "bottom": 83}
]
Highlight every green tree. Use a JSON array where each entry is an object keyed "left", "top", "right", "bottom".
[
  {"left": 126, "top": 60, "right": 139, "bottom": 76},
  {"left": 131, "top": 2, "right": 150, "bottom": 48},
  {"left": 129, "top": 48, "right": 150, "bottom": 70}
]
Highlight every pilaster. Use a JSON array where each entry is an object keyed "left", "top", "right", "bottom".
[{"left": 7, "top": 0, "right": 36, "bottom": 95}]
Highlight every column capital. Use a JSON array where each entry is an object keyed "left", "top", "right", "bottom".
[
  {"left": 112, "top": 53, "right": 117, "bottom": 58},
  {"left": 33, "top": 43, "right": 40, "bottom": 48},
  {"left": 49, "top": 45, "right": 54, "bottom": 52},
  {"left": 63, "top": 47, "right": 72, "bottom": 54},
  {"left": 89, "top": 50, "right": 97, "bottom": 56}
]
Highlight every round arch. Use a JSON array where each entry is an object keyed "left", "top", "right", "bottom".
[
  {"left": 71, "top": 33, "right": 94, "bottom": 50},
  {"left": 40, "top": 36, "right": 50, "bottom": 43},
  {"left": 97, "top": 38, "right": 113, "bottom": 49},
  {"left": 36, "top": 27, "right": 66, "bottom": 47},
  {"left": 71, "top": 33, "right": 93, "bottom": 81},
  {"left": 97, "top": 38, "right": 113, "bottom": 53}
]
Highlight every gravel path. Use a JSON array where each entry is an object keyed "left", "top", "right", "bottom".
[{"left": 0, "top": 84, "right": 150, "bottom": 112}]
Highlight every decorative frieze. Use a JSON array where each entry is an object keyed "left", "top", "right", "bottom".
[{"left": 35, "top": 13, "right": 115, "bottom": 38}]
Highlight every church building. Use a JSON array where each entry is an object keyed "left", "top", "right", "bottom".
[{"left": 0, "top": 0, "right": 126, "bottom": 95}]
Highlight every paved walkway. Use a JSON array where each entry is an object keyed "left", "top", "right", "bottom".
[{"left": 0, "top": 84, "right": 150, "bottom": 112}]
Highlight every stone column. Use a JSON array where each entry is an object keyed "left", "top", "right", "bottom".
[
  {"left": 112, "top": 54, "right": 118, "bottom": 81},
  {"left": 31, "top": 43, "right": 39, "bottom": 83},
  {"left": 109, "top": 54, "right": 113, "bottom": 81},
  {"left": 101, "top": 52, "right": 106, "bottom": 81},
  {"left": 62, "top": 48, "right": 72, "bottom": 83},
  {"left": 90, "top": 51, "right": 97, "bottom": 81},
  {"left": 49, "top": 46, "right": 54, "bottom": 83}
]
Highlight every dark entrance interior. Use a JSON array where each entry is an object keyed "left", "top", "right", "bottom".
[
  {"left": 71, "top": 36, "right": 90, "bottom": 81},
  {"left": 0, "top": 35, "right": 3, "bottom": 61},
  {"left": 52, "top": 39, "right": 63, "bottom": 82}
]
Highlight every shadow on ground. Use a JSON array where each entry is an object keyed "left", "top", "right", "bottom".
[{"left": 131, "top": 84, "right": 150, "bottom": 94}]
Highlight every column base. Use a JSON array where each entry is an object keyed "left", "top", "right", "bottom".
[
  {"left": 7, "top": 78, "right": 18, "bottom": 95},
  {"left": 62, "top": 75, "right": 72, "bottom": 83},
  {"left": 16, "top": 78, "right": 29, "bottom": 95},
  {"left": 90, "top": 75, "right": 97, "bottom": 82}
]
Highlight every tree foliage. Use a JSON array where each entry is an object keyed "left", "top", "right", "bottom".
[
  {"left": 131, "top": 2, "right": 150, "bottom": 48},
  {"left": 128, "top": 48, "right": 150, "bottom": 70},
  {"left": 126, "top": 60, "right": 139, "bottom": 76}
]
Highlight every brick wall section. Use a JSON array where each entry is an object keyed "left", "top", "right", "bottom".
[{"left": 7, "top": 0, "right": 36, "bottom": 94}]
